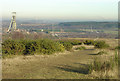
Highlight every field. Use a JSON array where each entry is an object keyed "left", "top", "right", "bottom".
[
  {"left": 2, "top": 21, "right": 118, "bottom": 39},
  {"left": 2, "top": 38, "right": 118, "bottom": 79}
]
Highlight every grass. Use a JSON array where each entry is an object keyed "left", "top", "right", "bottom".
[
  {"left": 75, "top": 46, "right": 86, "bottom": 50},
  {"left": 2, "top": 38, "right": 118, "bottom": 79},
  {"left": 88, "top": 58, "right": 114, "bottom": 73},
  {"left": 2, "top": 48, "right": 95, "bottom": 79},
  {"left": 88, "top": 50, "right": 118, "bottom": 78},
  {"left": 97, "top": 51, "right": 107, "bottom": 55}
]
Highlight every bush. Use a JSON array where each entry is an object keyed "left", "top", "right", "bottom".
[
  {"left": 58, "top": 40, "right": 83, "bottom": 51},
  {"left": 38, "top": 39, "right": 65, "bottom": 54},
  {"left": 84, "top": 40, "right": 95, "bottom": 45},
  {"left": 70, "top": 40, "right": 82, "bottom": 45},
  {"left": 23, "top": 40, "right": 38, "bottom": 55},
  {"left": 94, "top": 41, "right": 109, "bottom": 49},
  {"left": 59, "top": 40, "right": 82, "bottom": 46},
  {"left": 60, "top": 41, "right": 73, "bottom": 51},
  {"left": 2, "top": 39, "right": 65, "bottom": 58},
  {"left": 2, "top": 40, "right": 25, "bottom": 56},
  {"left": 75, "top": 46, "right": 86, "bottom": 50}
]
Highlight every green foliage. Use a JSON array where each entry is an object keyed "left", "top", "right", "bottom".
[
  {"left": 38, "top": 39, "right": 64, "bottom": 54},
  {"left": 83, "top": 40, "right": 109, "bottom": 49},
  {"left": 58, "top": 40, "right": 82, "bottom": 51},
  {"left": 94, "top": 41, "right": 109, "bottom": 49},
  {"left": 75, "top": 46, "right": 86, "bottom": 50},
  {"left": 70, "top": 40, "right": 82, "bottom": 45},
  {"left": 2, "top": 40, "right": 25, "bottom": 56},
  {"left": 23, "top": 40, "right": 38, "bottom": 55},
  {"left": 2, "top": 39, "right": 65, "bottom": 58},
  {"left": 59, "top": 40, "right": 82, "bottom": 46},
  {"left": 60, "top": 41, "right": 73, "bottom": 51}
]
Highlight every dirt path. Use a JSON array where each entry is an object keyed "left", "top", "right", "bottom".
[{"left": 3, "top": 49, "right": 96, "bottom": 79}]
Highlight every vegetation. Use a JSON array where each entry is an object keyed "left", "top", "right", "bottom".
[
  {"left": 2, "top": 37, "right": 118, "bottom": 79},
  {"left": 59, "top": 40, "right": 82, "bottom": 45},
  {"left": 2, "top": 38, "right": 110, "bottom": 58},
  {"left": 84, "top": 40, "right": 109, "bottom": 49},
  {"left": 94, "top": 41, "right": 109, "bottom": 49},
  {"left": 2, "top": 39, "right": 65, "bottom": 58},
  {"left": 75, "top": 46, "right": 86, "bottom": 50},
  {"left": 115, "top": 46, "right": 120, "bottom": 50},
  {"left": 88, "top": 58, "right": 115, "bottom": 74},
  {"left": 83, "top": 40, "right": 95, "bottom": 45},
  {"left": 59, "top": 41, "right": 73, "bottom": 51},
  {"left": 70, "top": 40, "right": 82, "bottom": 45},
  {"left": 59, "top": 22, "right": 117, "bottom": 29},
  {"left": 88, "top": 50, "right": 118, "bottom": 78},
  {"left": 58, "top": 40, "right": 83, "bottom": 51}
]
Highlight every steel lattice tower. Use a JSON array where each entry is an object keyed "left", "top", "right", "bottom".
[{"left": 8, "top": 12, "right": 17, "bottom": 32}]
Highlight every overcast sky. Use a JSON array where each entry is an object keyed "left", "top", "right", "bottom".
[{"left": 1, "top": 0, "right": 119, "bottom": 21}]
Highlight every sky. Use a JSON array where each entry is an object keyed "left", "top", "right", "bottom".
[{"left": 1, "top": 0, "right": 119, "bottom": 21}]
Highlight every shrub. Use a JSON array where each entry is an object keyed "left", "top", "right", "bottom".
[
  {"left": 23, "top": 40, "right": 38, "bottom": 55},
  {"left": 75, "top": 46, "right": 86, "bottom": 50},
  {"left": 94, "top": 41, "right": 109, "bottom": 49},
  {"left": 2, "top": 40, "right": 25, "bottom": 56},
  {"left": 2, "top": 39, "right": 65, "bottom": 57},
  {"left": 58, "top": 40, "right": 83, "bottom": 51},
  {"left": 61, "top": 42, "right": 73, "bottom": 51},
  {"left": 38, "top": 39, "right": 65, "bottom": 54},
  {"left": 58, "top": 39, "right": 82, "bottom": 45},
  {"left": 70, "top": 40, "right": 82, "bottom": 45}
]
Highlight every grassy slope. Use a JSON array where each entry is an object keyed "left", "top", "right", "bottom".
[
  {"left": 3, "top": 48, "right": 95, "bottom": 79},
  {"left": 2, "top": 38, "right": 118, "bottom": 79}
]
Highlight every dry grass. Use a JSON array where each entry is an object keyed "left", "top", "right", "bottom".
[
  {"left": 73, "top": 45, "right": 94, "bottom": 50},
  {"left": 2, "top": 47, "right": 95, "bottom": 79},
  {"left": 90, "top": 67, "right": 118, "bottom": 79},
  {"left": 2, "top": 38, "right": 118, "bottom": 79}
]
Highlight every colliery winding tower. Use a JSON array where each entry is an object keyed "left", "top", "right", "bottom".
[{"left": 8, "top": 12, "right": 17, "bottom": 32}]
